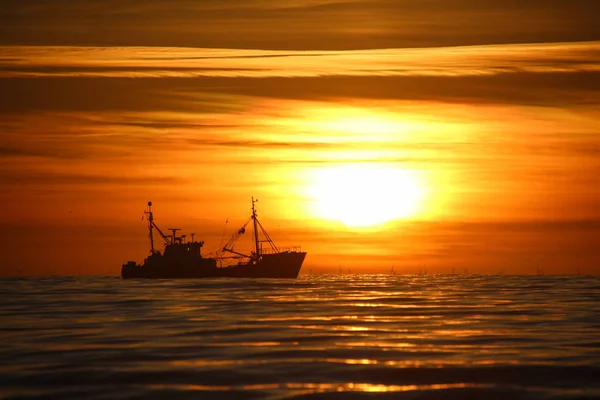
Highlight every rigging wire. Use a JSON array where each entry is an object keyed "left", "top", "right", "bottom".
[{"left": 218, "top": 218, "right": 228, "bottom": 253}]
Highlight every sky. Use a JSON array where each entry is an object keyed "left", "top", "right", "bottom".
[{"left": 1, "top": 0, "right": 599, "bottom": 275}]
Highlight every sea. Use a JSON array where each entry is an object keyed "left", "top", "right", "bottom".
[{"left": 1, "top": 275, "right": 599, "bottom": 400}]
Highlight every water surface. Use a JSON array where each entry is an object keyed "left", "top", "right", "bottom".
[{"left": 2, "top": 275, "right": 599, "bottom": 399}]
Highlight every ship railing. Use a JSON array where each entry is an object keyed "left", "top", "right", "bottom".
[{"left": 261, "top": 246, "right": 302, "bottom": 254}]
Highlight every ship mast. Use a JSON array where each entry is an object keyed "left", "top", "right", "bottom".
[
  {"left": 252, "top": 197, "right": 260, "bottom": 258},
  {"left": 146, "top": 201, "right": 155, "bottom": 254},
  {"left": 221, "top": 197, "right": 279, "bottom": 261},
  {"left": 144, "top": 201, "right": 174, "bottom": 253}
]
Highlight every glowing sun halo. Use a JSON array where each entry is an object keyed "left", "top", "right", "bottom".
[{"left": 307, "top": 164, "right": 426, "bottom": 227}]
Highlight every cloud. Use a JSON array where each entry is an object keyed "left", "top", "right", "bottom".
[
  {"left": 0, "top": 170, "right": 187, "bottom": 186},
  {"left": 1, "top": 42, "right": 600, "bottom": 120},
  {"left": 1, "top": 1, "right": 600, "bottom": 49},
  {"left": 1, "top": 42, "right": 600, "bottom": 79}
]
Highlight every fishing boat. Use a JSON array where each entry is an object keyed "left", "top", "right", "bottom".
[{"left": 121, "top": 199, "right": 306, "bottom": 279}]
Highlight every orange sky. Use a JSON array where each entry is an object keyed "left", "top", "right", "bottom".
[{"left": 1, "top": 1, "right": 599, "bottom": 275}]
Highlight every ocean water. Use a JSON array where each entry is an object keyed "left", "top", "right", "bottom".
[{"left": 1, "top": 275, "right": 599, "bottom": 400}]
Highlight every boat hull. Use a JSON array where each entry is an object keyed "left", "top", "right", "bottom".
[{"left": 121, "top": 251, "right": 306, "bottom": 279}]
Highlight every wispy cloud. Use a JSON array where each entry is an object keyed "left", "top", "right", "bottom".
[
  {"left": 2, "top": 1, "right": 599, "bottom": 50},
  {"left": 1, "top": 42, "right": 600, "bottom": 79}
]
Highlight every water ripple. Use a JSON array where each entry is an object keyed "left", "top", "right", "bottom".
[{"left": 1, "top": 275, "right": 600, "bottom": 399}]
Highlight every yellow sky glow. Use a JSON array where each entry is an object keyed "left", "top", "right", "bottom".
[{"left": 305, "top": 164, "right": 427, "bottom": 227}]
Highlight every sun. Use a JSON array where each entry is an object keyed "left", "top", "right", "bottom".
[{"left": 306, "top": 164, "right": 427, "bottom": 227}]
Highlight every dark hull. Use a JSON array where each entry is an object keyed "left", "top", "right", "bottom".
[{"left": 121, "top": 252, "right": 306, "bottom": 279}]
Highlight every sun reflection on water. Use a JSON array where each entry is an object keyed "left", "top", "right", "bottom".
[
  {"left": 4, "top": 276, "right": 598, "bottom": 399},
  {"left": 147, "top": 382, "right": 485, "bottom": 394}
]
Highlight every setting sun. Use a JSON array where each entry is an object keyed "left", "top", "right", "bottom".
[{"left": 306, "top": 164, "right": 427, "bottom": 227}]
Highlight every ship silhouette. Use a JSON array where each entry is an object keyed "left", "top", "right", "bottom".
[{"left": 122, "top": 199, "right": 306, "bottom": 279}]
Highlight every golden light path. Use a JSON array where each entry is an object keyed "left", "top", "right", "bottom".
[{"left": 305, "top": 163, "right": 427, "bottom": 227}]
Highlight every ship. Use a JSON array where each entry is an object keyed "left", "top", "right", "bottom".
[{"left": 121, "top": 198, "right": 306, "bottom": 279}]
